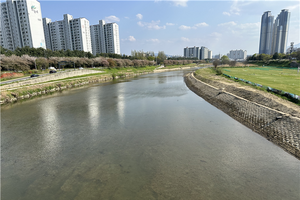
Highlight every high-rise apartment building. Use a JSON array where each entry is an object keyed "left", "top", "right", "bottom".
[
  {"left": 208, "top": 50, "right": 212, "bottom": 59},
  {"left": 0, "top": 0, "right": 46, "bottom": 51},
  {"left": 259, "top": 9, "right": 290, "bottom": 55},
  {"left": 200, "top": 46, "right": 212, "bottom": 60},
  {"left": 259, "top": 11, "right": 274, "bottom": 55},
  {"left": 90, "top": 20, "right": 120, "bottom": 55},
  {"left": 183, "top": 46, "right": 200, "bottom": 59},
  {"left": 43, "top": 14, "right": 92, "bottom": 53},
  {"left": 183, "top": 46, "right": 212, "bottom": 60},
  {"left": 271, "top": 9, "right": 290, "bottom": 54}
]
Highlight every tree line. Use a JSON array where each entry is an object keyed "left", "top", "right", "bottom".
[
  {"left": 0, "top": 54, "right": 194, "bottom": 72},
  {"left": 247, "top": 51, "right": 300, "bottom": 62},
  {"left": 0, "top": 46, "right": 169, "bottom": 63}
]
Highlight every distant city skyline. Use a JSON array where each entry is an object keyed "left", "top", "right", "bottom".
[{"left": 1, "top": 0, "right": 300, "bottom": 56}]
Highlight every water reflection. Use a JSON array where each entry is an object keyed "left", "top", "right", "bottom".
[
  {"left": 87, "top": 87, "right": 101, "bottom": 131},
  {"left": 39, "top": 98, "right": 62, "bottom": 160},
  {"left": 116, "top": 83, "right": 125, "bottom": 125}
]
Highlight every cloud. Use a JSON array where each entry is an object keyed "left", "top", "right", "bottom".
[
  {"left": 137, "top": 20, "right": 166, "bottom": 30},
  {"left": 104, "top": 15, "right": 120, "bottom": 23},
  {"left": 147, "top": 39, "right": 160, "bottom": 43},
  {"left": 194, "top": 22, "right": 208, "bottom": 27},
  {"left": 239, "top": 22, "right": 260, "bottom": 29},
  {"left": 179, "top": 25, "right": 191, "bottom": 30},
  {"left": 179, "top": 22, "right": 208, "bottom": 30},
  {"left": 122, "top": 36, "right": 136, "bottom": 42},
  {"left": 218, "top": 21, "right": 237, "bottom": 26},
  {"left": 181, "top": 37, "right": 190, "bottom": 42},
  {"left": 136, "top": 13, "right": 143, "bottom": 20},
  {"left": 230, "top": 0, "right": 240, "bottom": 15},
  {"left": 124, "top": 16, "right": 129, "bottom": 19},
  {"left": 166, "top": 23, "right": 175, "bottom": 26},
  {"left": 286, "top": 4, "right": 300, "bottom": 11},
  {"left": 210, "top": 32, "right": 222, "bottom": 37},
  {"left": 216, "top": 21, "right": 260, "bottom": 41},
  {"left": 172, "top": 0, "right": 188, "bottom": 7},
  {"left": 223, "top": 12, "right": 231, "bottom": 16},
  {"left": 224, "top": 0, "right": 257, "bottom": 16},
  {"left": 128, "top": 36, "right": 136, "bottom": 42}
]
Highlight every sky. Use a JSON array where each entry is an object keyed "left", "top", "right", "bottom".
[{"left": 39, "top": 0, "right": 300, "bottom": 56}]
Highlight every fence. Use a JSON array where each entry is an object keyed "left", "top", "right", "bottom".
[{"left": 222, "top": 73, "right": 300, "bottom": 101}]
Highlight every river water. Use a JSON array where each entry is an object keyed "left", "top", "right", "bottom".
[{"left": 1, "top": 69, "right": 299, "bottom": 200}]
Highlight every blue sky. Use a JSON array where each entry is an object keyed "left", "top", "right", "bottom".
[{"left": 39, "top": 0, "right": 299, "bottom": 56}]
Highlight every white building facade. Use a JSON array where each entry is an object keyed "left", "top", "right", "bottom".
[
  {"left": 228, "top": 49, "right": 247, "bottom": 60},
  {"left": 90, "top": 20, "right": 120, "bottom": 55},
  {"left": 200, "top": 46, "right": 212, "bottom": 60},
  {"left": 43, "top": 14, "right": 92, "bottom": 53},
  {"left": 183, "top": 46, "right": 200, "bottom": 59},
  {"left": 208, "top": 50, "right": 212, "bottom": 59},
  {"left": 0, "top": 0, "right": 46, "bottom": 51}
]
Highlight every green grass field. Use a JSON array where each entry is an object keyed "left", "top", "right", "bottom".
[{"left": 222, "top": 66, "right": 300, "bottom": 95}]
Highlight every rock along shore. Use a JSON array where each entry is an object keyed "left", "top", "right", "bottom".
[
  {"left": 184, "top": 72, "right": 300, "bottom": 159},
  {"left": 0, "top": 66, "right": 197, "bottom": 105}
]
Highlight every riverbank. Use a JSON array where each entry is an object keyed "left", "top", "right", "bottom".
[
  {"left": 184, "top": 71, "right": 300, "bottom": 159},
  {"left": 0, "top": 65, "right": 199, "bottom": 105}
]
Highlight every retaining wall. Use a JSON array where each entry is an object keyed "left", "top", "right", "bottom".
[
  {"left": 1, "top": 69, "right": 100, "bottom": 90},
  {"left": 184, "top": 72, "right": 300, "bottom": 159},
  {"left": 0, "top": 71, "right": 150, "bottom": 104}
]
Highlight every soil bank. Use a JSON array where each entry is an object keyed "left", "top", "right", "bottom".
[{"left": 184, "top": 72, "right": 300, "bottom": 159}]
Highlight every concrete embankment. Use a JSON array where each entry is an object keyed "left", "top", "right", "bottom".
[
  {"left": 0, "top": 71, "right": 151, "bottom": 104},
  {"left": 1, "top": 69, "right": 100, "bottom": 90},
  {"left": 184, "top": 72, "right": 300, "bottom": 159}
]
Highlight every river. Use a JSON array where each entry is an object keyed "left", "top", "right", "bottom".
[{"left": 1, "top": 69, "right": 299, "bottom": 200}]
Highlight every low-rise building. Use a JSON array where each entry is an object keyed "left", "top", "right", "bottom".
[{"left": 228, "top": 49, "right": 247, "bottom": 60}]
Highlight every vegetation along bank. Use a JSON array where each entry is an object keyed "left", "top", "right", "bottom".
[{"left": 0, "top": 64, "right": 200, "bottom": 105}]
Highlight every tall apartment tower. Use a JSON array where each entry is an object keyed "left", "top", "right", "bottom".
[
  {"left": 90, "top": 20, "right": 120, "bottom": 55},
  {"left": 271, "top": 9, "right": 290, "bottom": 54},
  {"left": 0, "top": 0, "right": 46, "bottom": 51},
  {"left": 43, "top": 14, "right": 92, "bottom": 53},
  {"left": 259, "top": 9, "right": 290, "bottom": 55},
  {"left": 259, "top": 11, "right": 274, "bottom": 55}
]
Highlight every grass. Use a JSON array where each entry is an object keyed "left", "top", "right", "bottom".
[
  {"left": 0, "top": 66, "right": 157, "bottom": 102},
  {"left": 194, "top": 67, "right": 300, "bottom": 106},
  {"left": 222, "top": 66, "right": 300, "bottom": 96},
  {"left": 164, "top": 63, "right": 197, "bottom": 69},
  {"left": 1, "top": 64, "right": 199, "bottom": 103}
]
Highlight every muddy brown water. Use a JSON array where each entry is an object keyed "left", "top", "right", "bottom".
[{"left": 1, "top": 70, "right": 299, "bottom": 200}]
